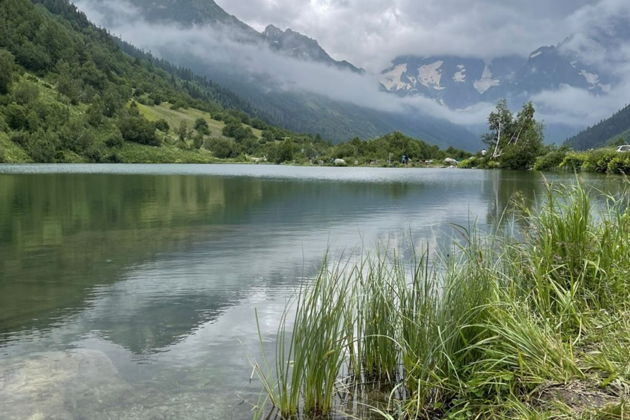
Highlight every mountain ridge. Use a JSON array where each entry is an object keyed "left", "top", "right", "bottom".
[
  {"left": 565, "top": 104, "right": 630, "bottom": 150},
  {"left": 381, "top": 44, "right": 610, "bottom": 110}
]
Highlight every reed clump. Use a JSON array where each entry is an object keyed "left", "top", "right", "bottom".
[{"left": 255, "top": 183, "right": 629, "bottom": 419}]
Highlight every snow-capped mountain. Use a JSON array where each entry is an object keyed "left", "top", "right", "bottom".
[{"left": 381, "top": 45, "right": 611, "bottom": 109}]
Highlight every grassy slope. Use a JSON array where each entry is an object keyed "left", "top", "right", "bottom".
[
  {"left": 0, "top": 132, "right": 31, "bottom": 163},
  {"left": 0, "top": 75, "right": 260, "bottom": 164},
  {"left": 116, "top": 142, "right": 218, "bottom": 164},
  {"left": 136, "top": 102, "right": 262, "bottom": 140}
]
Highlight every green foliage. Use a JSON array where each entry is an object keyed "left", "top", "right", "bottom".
[
  {"left": 155, "top": 119, "right": 170, "bottom": 132},
  {"left": 560, "top": 152, "right": 587, "bottom": 171},
  {"left": 533, "top": 150, "right": 567, "bottom": 171},
  {"left": 105, "top": 131, "right": 124, "bottom": 149},
  {"left": 557, "top": 148, "right": 630, "bottom": 174},
  {"left": 0, "top": 49, "right": 16, "bottom": 95},
  {"left": 607, "top": 154, "right": 630, "bottom": 175},
  {"left": 223, "top": 121, "right": 255, "bottom": 142},
  {"left": 207, "top": 137, "right": 239, "bottom": 159},
  {"left": 268, "top": 139, "right": 295, "bottom": 163},
  {"left": 193, "top": 117, "right": 209, "bottom": 134},
  {"left": 483, "top": 100, "right": 544, "bottom": 170},
  {"left": 257, "top": 185, "right": 630, "bottom": 419},
  {"left": 118, "top": 112, "right": 160, "bottom": 146}
]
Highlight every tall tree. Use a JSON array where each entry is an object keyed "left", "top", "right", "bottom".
[{"left": 483, "top": 100, "right": 543, "bottom": 169}]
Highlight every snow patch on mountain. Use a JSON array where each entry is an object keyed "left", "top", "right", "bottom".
[
  {"left": 579, "top": 70, "right": 600, "bottom": 87},
  {"left": 382, "top": 64, "right": 412, "bottom": 91},
  {"left": 453, "top": 64, "right": 466, "bottom": 82},
  {"left": 473, "top": 65, "right": 500, "bottom": 94},
  {"left": 418, "top": 61, "right": 444, "bottom": 90}
]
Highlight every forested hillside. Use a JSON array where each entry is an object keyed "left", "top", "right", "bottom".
[
  {"left": 0, "top": 0, "right": 470, "bottom": 164},
  {"left": 565, "top": 104, "right": 630, "bottom": 150}
]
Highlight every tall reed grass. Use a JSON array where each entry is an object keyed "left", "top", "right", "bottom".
[{"left": 255, "top": 183, "right": 629, "bottom": 419}]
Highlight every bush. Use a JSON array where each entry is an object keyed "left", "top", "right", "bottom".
[
  {"left": 223, "top": 121, "right": 254, "bottom": 142},
  {"left": 193, "top": 118, "right": 209, "bottom": 135},
  {"left": 268, "top": 139, "right": 295, "bottom": 163},
  {"left": 0, "top": 49, "right": 16, "bottom": 95},
  {"left": 458, "top": 157, "right": 477, "bottom": 168},
  {"left": 12, "top": 129, "right": 59, "bottom": 162},
  {"left": 208, "top": 137, "right": 239, "bottom": 158},
  {"left": 560, "top": 152, "right": 587, "bottom": 171},
  {"left": 534, "top": 150, "right": 567, "bottom": 171},
  {"left": 0, "top": 115, "right": 8, "bottom": 132},
  {"left": 582, "top": 149, "right": 617, "bottom": 173},
  {"left": 12, "top": 80, "right": 40, "bottom": 105},
  {"left": 105, "top": 131, "right": 124, "bottom": 148},
  {"left": 192, "top": 134, "right": 204, "bottom": 149},
  {"left": 607, "top": 154, "right": 630, "bottom": 175},
  {"left": 155, "top": 119, "right": 169, "bottom": 132},
  {"left": 3, "top": 103, "right": 29, "bottom": 130},
  {"left": 118, "top": 114, "right": 160, "bottom": 146}
]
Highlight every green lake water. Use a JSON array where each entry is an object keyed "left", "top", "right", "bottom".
[{"left": 0, "top": 164, "right": 624, "bottom": 419}]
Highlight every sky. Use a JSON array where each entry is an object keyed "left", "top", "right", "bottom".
[{"left": 214, "top": 0, "right": 598, "bottom": 71}]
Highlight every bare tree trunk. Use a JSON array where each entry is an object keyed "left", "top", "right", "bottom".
[{"left": 492, "top": 121, "right": 502, "bottom": 158}]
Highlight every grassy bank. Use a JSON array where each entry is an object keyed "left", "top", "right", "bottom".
[
  {"left": 460, "top": 147, "right": 630, "bottom": 175},
  {"left": 255, "top": 183, "right": 629, "bottom": 419}
]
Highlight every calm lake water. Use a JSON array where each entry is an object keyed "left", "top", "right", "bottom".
[{"left": 0, "top": 164, "right": 625, "bottom": 419}]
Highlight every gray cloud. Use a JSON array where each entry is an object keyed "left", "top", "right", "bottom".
[
  {"left": 74, "top": 0, "right": 497, "bottom": 127},
  {"left": 74, "top": 0, "right": 630, "bottom": 138},
  {"left": 215, "top": 0, "right": 597, "bottom": 71}
]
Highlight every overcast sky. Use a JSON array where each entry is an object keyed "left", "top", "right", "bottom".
[
  {"left": 75, "top": 0, "right": 630, "bottom": 135},
  {"left": 214, "top": 0, "right": 600, "bottom": 70}
]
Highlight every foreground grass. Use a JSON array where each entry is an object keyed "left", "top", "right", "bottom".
[{"left": 255, "top": 183, "right": 629, "bottom": 419}]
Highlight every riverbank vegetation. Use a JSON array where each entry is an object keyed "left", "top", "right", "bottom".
[
  {"left": 255, "top": 183, "right": 629, "bottom": 419},
  {"left": 457, "top": 100, "right": 629, "bottom": 175}
]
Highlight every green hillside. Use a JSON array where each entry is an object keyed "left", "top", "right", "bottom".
[
  {"left": 0, "top": 0, "right": 470, "bottom": 165},
  {"left": 565, "top": 104, "right": 630, "bottom": 150}
]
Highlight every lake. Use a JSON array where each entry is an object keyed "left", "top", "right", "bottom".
[{"left": 0, "top": 164, "right": 624, "bottom": 419}]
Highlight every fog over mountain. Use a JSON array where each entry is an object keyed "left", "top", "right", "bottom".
[{"left": 74, "top": 0, "right": 630, "bottom": 144}]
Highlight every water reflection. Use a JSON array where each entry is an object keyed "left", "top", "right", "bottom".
[{"left": 0, "top": 165, "right": 624, "bottom": 419}]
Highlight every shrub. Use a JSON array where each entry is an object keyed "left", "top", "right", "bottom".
[
  {"left": 193, "top": 118, "right": 209, "bottom": 135},
  {"left": 3, "top": 103, "right": 29, "bottom": 130},
  {"left": 208, "top": 137, "right": 239, "bottom": 158},
  {"left": 105, "top": 131, "right": 124, "bottom": 149},
  {"left": 118, "top": 114, "right": 160, "bottom": 146},
  {"left": 0, "top": 49, "right": 16, "bottom": 95},
  {"left": 560, "top": 152, "right": 587, "bottom": 171},
  {"left": 607, "top": 155, "right": 630, "bottom": 175},
  {"left": 155, "top": 119, "right": 170, "bottom": 133},
  {"left": 0, "top": 115, "right": 8, "bottom": 132},
  {"left": 534, "top": 150, "right": 567, "bottom": 171},
  {"left": 582, "top": 149, "right": 617, "bottom": 173},
  {"left": 458, "top": 156, "right": 477, "bottom": 168}
]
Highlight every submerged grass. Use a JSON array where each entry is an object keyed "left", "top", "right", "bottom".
[{"left": 255, "top": 182, "right": 630, "bottom": 419}]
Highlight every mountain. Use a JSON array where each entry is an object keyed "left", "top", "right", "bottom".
[
  {"left": 262, "top": 24, "right": 362, "bottom": 73},
  {"left": 75, "top": 0, "right": 479, "bottom": 149},
  {"left": 565, "top": 104, "right": 630, "bottom": 150},
  {"left": 381, "top": 46, "right": 611, "bottom": 110},
  {"left": 86, "top": 0, "right": 362, "bottom": 73}
]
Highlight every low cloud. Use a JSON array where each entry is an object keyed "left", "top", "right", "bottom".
[
  {"left": 74, "top": 0, "right": 630, "bottom": 139},
  {"left": 74, "top": 0, "right": 496, "bottom": 128}
]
